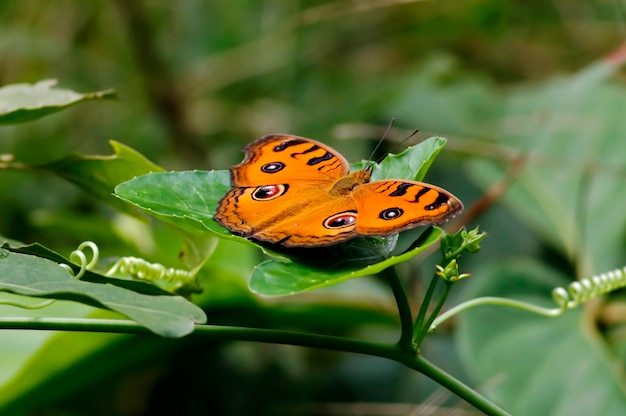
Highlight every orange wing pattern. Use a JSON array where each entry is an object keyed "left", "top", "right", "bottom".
[
  {"left": 214, "top": 135, "right": 357, "bottom": 246},
  {"left": 216, "top": 181, "right": 360, "bottom": 246},
  {"left": 214, "top": 134, "right": 463, "bottom": 247},
  {"left": 229, "top": 134, "right": 349, "bottom": 186},
  {"left": 353, "top": 180, "right": 463, "bottom": 236}
]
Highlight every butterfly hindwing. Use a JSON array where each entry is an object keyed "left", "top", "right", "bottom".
[{"left": 352, "top": 180, "right": 463, "bottom": 236}]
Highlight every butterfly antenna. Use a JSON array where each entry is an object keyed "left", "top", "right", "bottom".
[
  {"left": 370, "top": 123, "right": 420, "bottom": 166},
  {"left": 364, "top": 120, "right": 420, "bottom": 172},
  {"left": 367, "top": 118, "right": 395, "bottom": 164},
  {"left": 396, "top": 128, "right": 420, "bottom": 150}
]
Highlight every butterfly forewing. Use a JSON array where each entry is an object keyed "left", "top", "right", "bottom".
[
  {"left": 352, "top": 180, "right": 463, "bottom": 236},
  {"left": 230, "top": 135, "right": 350, "bottom": 187}
]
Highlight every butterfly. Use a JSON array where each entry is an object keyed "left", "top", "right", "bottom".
[{"left": 214, "top": 134, "right": 463, "bottom": 247}]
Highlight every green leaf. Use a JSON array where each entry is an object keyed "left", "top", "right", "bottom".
[
  {"left": 440, "top": 226, "right": 486, "bottom": 260},
  {"left": 114, "top": 170, "right": 236, "bottom": 237},
  {"left": 457, "top": 259, "right": 626, "bottom": 415},
  {"left": 371, "top": 136, "right": 448, "bottom": 182},
  {"left": 0, "top": 249, "right": 206, "bottom": 337},
  {"left": 250, "top": 227, "right": 443, "bottom": 296},
  {"left": 390, "top": 56, "right": 499, "bottom": 137},
  {"left": 0, "top": 80, "right": 117, "bottom": 125},
  {"left": 465, "top": 60, "right": 626, "bottom": 273},
  {"left": 0, "top": 235, "right": 24, "bottom": 247},
  {"left": 38, "top": 141, "right": 164, "bottom": 219},
  {"left": 2, "top": 241, "right": 175, "bottom": 296}
]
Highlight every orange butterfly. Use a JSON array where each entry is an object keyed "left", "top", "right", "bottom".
[{"left": 214, "top": 135, "right": 463, "bottom": 247}]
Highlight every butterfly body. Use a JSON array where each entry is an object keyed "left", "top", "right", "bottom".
[{"left": 214, "top": 135, "right": 462, "bottom": 247}]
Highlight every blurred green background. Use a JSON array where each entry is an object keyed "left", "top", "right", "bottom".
[{"left": 2, "top": 0, "right": 626, "bottom": 415}]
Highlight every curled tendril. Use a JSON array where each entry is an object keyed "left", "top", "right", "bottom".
[
  {"left": 59, "top": 241, "right": 99, "bottom": 279},
  {"left": 430, "top": 265, "right": 626, "bottom": 332},
  {"left": 106, "top": 257, "right": 196, "bottom": 290},
  {"left": 59, "top": 241, "right": 197, "bottom": 292},
  {"left": 552, "top": 267, "right": 626, "bottom": 311}
]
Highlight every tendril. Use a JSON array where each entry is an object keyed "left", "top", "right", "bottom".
[
  {"left": 59, "top": 241, "right": 99, "bottom": 279},
  {"left": 430, "top": 265, "right": 626, "bottom": 332},
  {"left": 106, "top": 256, "right": 197, "bottom": 290},
  {"left": 58, "top": 241, "right": 197, "bottom": 292},
  {"left": 551, "top": 267, "right": 626, "bottom": 310}
]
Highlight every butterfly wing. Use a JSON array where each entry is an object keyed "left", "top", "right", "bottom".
[
  {"left": 214, "top": 134, "right": 356, "bottom": 246},
  {"left": 229, "top": 134, "right": 350, "bottom": 186},
  {"left": 352, "top": 180, "right": 463, "bottom": 236},
  {"left": 215, "top": 181, "right": 359, "bottom": 247}
]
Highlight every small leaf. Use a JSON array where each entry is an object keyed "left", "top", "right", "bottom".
[
  {"left": 0, "top": 80, "right": 117, "bottom": 125},
  {"left": 440, "top": 226, "right": 486, "bottom": 260},
  {"left": 250, "top": 227, "right": 443, "bottom": 296},
  {"left": 0, "top": 250, "right": 206, "bottom": 337},
  {"left": 38, "top": 141, "right": 164, "bottom": 219},
  {"left": 370, "top": 136, "right": 448, "bottom": 182}
]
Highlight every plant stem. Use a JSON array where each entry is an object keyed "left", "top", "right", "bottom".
[
  {"left": 414, "top": 281, "right": 452, "bottom": 346},
  {"left": 412, "top": 268, "right": 440, "bottom": 346},
  {"left": 381, "top": 266, "right": 413, "bottom": 350},
  {"left": 0, "top": 317, "right": 152, "bottom": 333},
  {"left": 408, "top": 354, "right": 512, "bottom": 416},
  {"left": 430, "top": 295, "right": 568, "bottom": 331},
  {"left": 194, "top": 325, "right": 393, "bottom": 357},
  {"left": 0, "top": 316, "right": 509, "bottom": 414}
]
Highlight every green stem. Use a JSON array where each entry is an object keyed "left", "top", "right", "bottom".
[
  {"left": 430, "top": 296, "right": 567, "bottom": 332},
  {"left": 409, "top": 354, "right": 512, "bottom": 416},
  {"left": 194, "top": 325, "right": 393, "bottom": 357},
  {"left": 0, "top": 317, "right": 508, "bottom": 414},
  {"left": 413, "top": 269, "right": 440, "bottom": 345},
  {"left": 381, "top": 266, "right": 414, "bottom": 350},
  {"left": 414, "top": 281, "right": 452, "bottom": 346},
  {"left": 0, "top": 317, "right": 152, "bottom": 333}
]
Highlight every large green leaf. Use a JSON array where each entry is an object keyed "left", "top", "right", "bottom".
[
  {"left": 250, "top": 227, "right": 443, "bottom": 295},
  {"left": 465, "top": 60, "right": 626, "bottom": 274},
  {"left": 37, "top": 141, "right": 164, "bottom": 219},
  {"left": 0, "top": 248, "right": 206, "bottom": 337},
  {"left": 457, "top": 259, "right": 626, "bottom": 415},
  {"left": 114, "top": 170, "right": 236, "bottom": 237},
  {"left": 0, "top": 80, "right": 116, "bottom": 125}
]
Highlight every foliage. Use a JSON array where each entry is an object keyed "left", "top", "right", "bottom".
[{"left": 2, "top": 1, "right": 626, "bottom": 415}]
